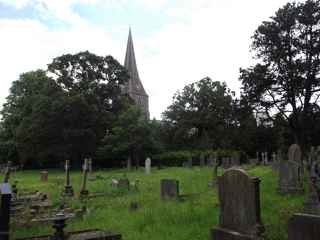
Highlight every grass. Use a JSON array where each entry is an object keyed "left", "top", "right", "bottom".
[{"left": 8, "top": 165, "right": 304, "bottom": 240}]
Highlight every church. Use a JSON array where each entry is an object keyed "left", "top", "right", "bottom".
[{"left": 123, "top": 29, "right": 150, "bottom": 120}]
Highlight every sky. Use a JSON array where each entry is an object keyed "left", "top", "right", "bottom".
[{"left": 0, "top": 0, "right": 303, "bottom": 119}]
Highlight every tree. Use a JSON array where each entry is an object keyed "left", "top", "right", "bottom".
[
  {"left": 240, "top": 0, "right": 320, "bottom": 147},
  {"left": 97, "top": 104, "right": 159, "bottom": 169},
  {"left": 48, "top": 51, "right": 129, "bottom": 141},
  {"left": 163, "top": 77, "right": 235, "bottom": 149}
]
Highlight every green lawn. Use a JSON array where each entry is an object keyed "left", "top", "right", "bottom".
[{"left": 9, "top": 165, "right": 304, "bottom": 240}]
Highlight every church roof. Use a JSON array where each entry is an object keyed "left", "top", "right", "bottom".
[{"left": 124, "top": 28, "right": 148, "bottom": 96}]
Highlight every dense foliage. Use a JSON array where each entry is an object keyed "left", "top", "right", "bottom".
[{"left": 240, "top": 0, "right": 320, "bottom": 149}]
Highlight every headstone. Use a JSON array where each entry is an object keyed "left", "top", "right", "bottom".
[
  {"left": 199, "top": 154, "right": 205, "bottom": 167},
  {"left": 209, "top": 157, "right": 219, "bottom": 188},
  {"left": 211, "top": 168, "right": 264, "bottom": 240},
  {"left": 127, "top": 156, "right": 132, "bottom": 171},
  {"left": 288, "top": 144, "right": 302, "bottom": 164},
  {"left": 231, "top": 153, "right": 240, "bottom": 166},
  {"left": 0, "top": 183, "right": 11, "bottom": 240},
  {"left": 256, "top": 152, "right": 260, "bottom": 164},
  {"left": 161, "top": 179, "right": 179, "bottom": 200},
  {"left": 304, "top": 177, "right": 320, "bottom": 215},
  {"left": 207, "top": 154, "right": 214, "bottom": 167},
  {"left": 278, "top": 160, "right": 303, "bottom": 194},
  {"left": 88, "top": 158, "right": 93, "bottom": 174},
  {"left": 288, "top": 213, "right": 320, "bottom": 240},
  {"left": 145, "top": 157, "right": 151, "bottom": 174},
  {"left": 64, "top": 160, "right": 74, "bottom": 197},
  {"left": 187, "top": 156, "right": 192, "bottom": 168},
  {"left": 271, "top": 152, "right": 279, "bottom": 171},
  {"left": 3, "top": 161, "right": 11, "bottom": 183},
  {"left": 118, "top": 178, "right": 130, "bottom": 190},
  {"left": 80, "top": 158, "right": 89, "bottom": 198},
  {"left": 40, "top": 171, "right": 48, "bottom": 182}
]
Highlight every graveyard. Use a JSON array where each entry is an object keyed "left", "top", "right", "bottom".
[
  {"left": 2, "top": 0, "right": 320, "bottom": 239},
  {"left": 3, "top": 164, "right": 304, "bottom": 240}
]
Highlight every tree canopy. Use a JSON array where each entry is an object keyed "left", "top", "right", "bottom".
[{"left": 240, "top": 0, "right": 320, "bottom": 147}]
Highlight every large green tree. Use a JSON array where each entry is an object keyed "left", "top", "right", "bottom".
[
  {"left": 240, "top": 0, "right": 320, "bottom": 147},
  {"left": 163, "top": 77, "right": 235, "bottom": 149}
]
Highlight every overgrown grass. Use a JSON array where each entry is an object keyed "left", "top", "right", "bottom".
[{"left": 8, "top": 165, "right": 304, "bottom": 240}]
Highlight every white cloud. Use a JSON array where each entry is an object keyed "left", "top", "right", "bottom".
[{"left": 0, "top": 0, "right": 303, "bottom": 119}]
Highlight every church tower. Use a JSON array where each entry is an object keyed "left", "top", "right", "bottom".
[{"left": 124, "top": 28, "right": 150, "bottom": 120}]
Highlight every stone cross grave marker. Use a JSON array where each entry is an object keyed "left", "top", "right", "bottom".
[
  {"left": 288, "top": 213, "right": 320, "bottom": 240},
  {"left": 161, "top": 179, "right": 179, "bottom": 200},
  {"left": 145, "top": 157, "right": 151, "bottom": 174},
  {"left": 0, "top": 183, "right": 11, "bottom": 240},
  {"left": 64, "top": 160, "right": 74, "bottom": 196},
  {"left": 80, "top": 158, "right": 89, "bottom": 198},
  {"left": 211, "top": 168, "right": 264, "bottom": 240}
]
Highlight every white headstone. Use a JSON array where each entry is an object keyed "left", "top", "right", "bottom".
[{"left": 145, "top": 157, "right": 151, "bottom": 174}]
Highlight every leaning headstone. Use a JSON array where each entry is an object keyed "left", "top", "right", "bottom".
[
  {"left": 211, "top": 168, "right": 264, "bottom": 240},
  {"left": 145, "top": 157, "right": 151, "bottom": 174},
  {"left": 64, "top": 160, "right": 74, "bottom": 196},
  {"left": 161, "top": 179, "right": 179, "bottom": 200},
  {"left": 80, "top": 158, "right": 89, "bottom": 198},
  {"left": 288, "top": 213, "right": 320, "bottom": 240},
  {"left": 0, "top": 183, "right": 11, "bottom": 240},
  {"left": 40, "top": 170, "right": 48, "bottom": 182}
]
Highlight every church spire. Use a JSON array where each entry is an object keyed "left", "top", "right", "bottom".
[{"left": 124, "top": 28, "right": 149, "bottom": 120}]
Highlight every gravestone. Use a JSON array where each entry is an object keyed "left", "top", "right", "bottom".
[
  {"left": 161, "top": 179, "right": 179, "bottom": 200},
  {"left": 271, "top": 152, "right": 279, "bottom": 171},
  {"left": 209, "top": 157, "right": 219, "bottom": 188},
  {"left": 88, "top": 158, "right": 93, "bottom": 174},
  {"left": 288, "top": 144, "right": 302, "bottom": 165},
  {"left": 0, "top": 183, "right": 11, "bottom": 240},
  {"left": 199, "top": 154, "right": 205, "bottom": 167},
  {"left": 288, "top": 213, "right": 320, "bottom": 240},
  {"left": 304, "top": 177, "right": 320, "bottom": 215},
  {"left": 3, "top": 161, "right": 11, "bottom": 183},
  {"left": 64, "top": 160, "right": 74, "bottom": 196},
  {"left": 187, "top": 156, "right": 193, "bottom": 168},
  {"left": 207, "top": 154, "right": 215, "bottom": 167},
  {"left": 278, "top": 160, "right": 303, "bottom": 194},
  {"left": 80, "top": 158, "right": 89, "bottom": 198},
  {"left": 211, "top": 168, "right": 264, "bottom": 240},
  {"left": 118, "top": 178, "right": 130, "bottom": 190},
  {"left": 127, "top": 156, "right": 132, "bottom": 171},
  {"left": 145, "top": 157, "right": 151, "bottom": 175},
  {"left": 231, "top": 153, "right": 240, "bottom": 166},
  {"left": 278, "top": 145, "right": 304, "bottom": 194},
  {"left": 40, "top": 171, "right": 48, "bottom": 182}
]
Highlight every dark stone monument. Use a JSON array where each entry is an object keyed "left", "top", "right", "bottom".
[
  {"left": 80, "top": 159, "right": 89, "bottom": 198},
  {"left": 0, "top": 183, "right": 11, "bottom": 240},
  {"left": 64, "top": 160, "right": 74, "bottom": 197},
  {"left": 211, "top": 168, "right": 264, "bottom": 240},
  {"left": 199, "top": 154, "right": 205, "bottom": 167},
  {"left": 161, "top": 179, "right": 179, "bottom": 200},
  {"left": 231, "top": 153, "right": 240, "bottom": 166},
  {"left": 288, "top": 213, "right": 320, "bottom": 240}
]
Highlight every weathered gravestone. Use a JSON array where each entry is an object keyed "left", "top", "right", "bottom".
[
  {"left": 161, "top": 179, "right": 179, "bottom": 200},
  {"left": 207, "top": 154, "right": 215, "bottom": 167},
  {"left": 209, "top": 156, "right": 219, "bottom": 188},
  {"left": 271, "top": 152, "right": 279, "bottom": 171},
  {"left": 211, "top": 168, "right": 264, "bottom": 240},
  {"left": 64, "top": 160, "right": 74, "bottom": 197},
  {"left": 187, "top": 156, "right": 193, "bottom": 168},
  {"left": 0, "top": 183, "right": 11, "bottom": 240},
  {"left": 80, "top": 159, "right": 89, "bottom": 198},
  {"left": 278, "top": 145, "right": 304, "bottom": 194},
  {"left": 288, "top": 213, "right": 320, "bottom": 240},
  {"left": 40, "top": 170, "right": 48, "bottom": 182},
  {"left": 221, "top": 157, "right": 231, "bottom": 169},
  {"left": 231, "top": 153, "right": 240, "bottom": 166},
  {"left": 145, "top": 157, "right": 151, "bottom": 175},
  {"left": 304, "top": 177, "right": 320, "bottom": 215}
]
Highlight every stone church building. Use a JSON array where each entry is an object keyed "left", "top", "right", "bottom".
[{"left": 123, "top": 29, "right": 150, "bottom": 120}]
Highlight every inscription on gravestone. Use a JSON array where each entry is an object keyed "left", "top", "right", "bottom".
[{"left": 211, "top": 168, "right": 264, "bottom": 240}]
